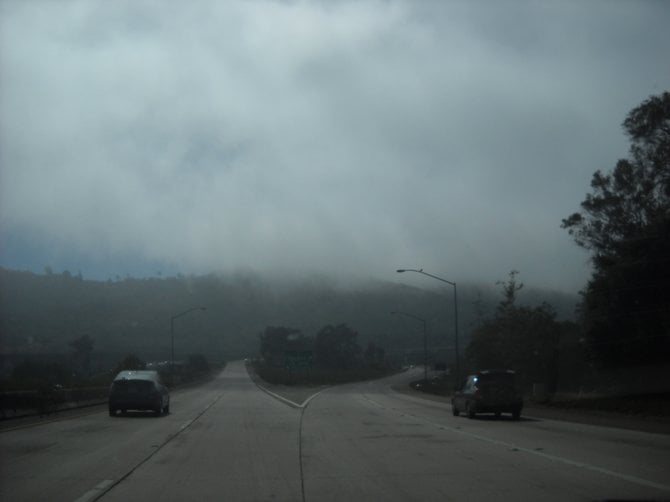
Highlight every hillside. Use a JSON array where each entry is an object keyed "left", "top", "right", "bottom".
[{"left": 0, "top": 268, "right": 579, "bottom": 375}]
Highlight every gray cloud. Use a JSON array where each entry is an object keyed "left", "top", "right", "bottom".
[{"left": 1, "top": 0, "right": 668, "bottom": 291}]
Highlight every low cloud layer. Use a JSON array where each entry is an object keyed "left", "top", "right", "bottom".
[{"left": 1, "top": 1, "right": 668, "bottom": 291}]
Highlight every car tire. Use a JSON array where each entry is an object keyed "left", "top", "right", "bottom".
[
  {"left": 512, "top": 408, "right": 521, "bottom": 420},
  {"left": 495, "top": 411, "right": 501, "bottom": 419},
  {"left": 466, "top": 402, "right": 476, "bottom": 419},
  {"left": 452, "top": 404, "right": 459, "bottom": 416}
]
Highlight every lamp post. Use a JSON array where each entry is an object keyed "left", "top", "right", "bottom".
[
  {"left": 170, "top": 307, "right": 206, "bottom": 385},
  {"left": 397, "top": 268, "right": 460, "bottom": 384},
  {"left": 391, "top": 310, "right": 428, "bottom": 383}
]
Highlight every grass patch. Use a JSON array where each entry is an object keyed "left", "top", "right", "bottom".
[{"left": 542, "top": 392, "right": 670, "bottom": 417}]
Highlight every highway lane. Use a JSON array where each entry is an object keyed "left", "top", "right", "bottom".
[
  {"left": 301, "top": 375, "right": 670, "bottom": 501},
  {"left": 0, "top": 363, "right": 302, "bottom": 501},
  {"left": 101, "top": 362, "right": 302, "bottom": 501},
  {"left": 1, "top": 362, "right": 669, "bottom": 501}
]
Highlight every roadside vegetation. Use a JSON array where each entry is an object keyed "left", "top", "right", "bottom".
[
  {"left": 413, "top": 93, "right": 670, "bottom": 417},
  {"left": 0, "top": 349, "right": 216, "bottom": 419},
  {"left": 466, "top": 271, "right": 577, "bottom": 394},
  {"left": 409, "top": 93, "right": 669, "bottom": 418},
  {"left": 560, "top": 92, "right": 669, "bottom": 374},
  {"left": 253, "top": 324, "right": 400, "bottom": 385}
]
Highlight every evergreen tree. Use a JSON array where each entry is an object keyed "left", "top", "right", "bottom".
[{"left": 562, "top": 92, "right": 670, "bottom": 367}]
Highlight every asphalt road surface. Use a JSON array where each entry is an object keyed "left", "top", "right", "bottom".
[{"left": 1, "top": 361, "right": 669, "bottom": 501}]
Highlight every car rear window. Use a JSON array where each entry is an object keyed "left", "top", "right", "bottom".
[
  {"left": 478, "top": 373, "right": 516, "bottom": 387},
  {"left": 112, "top": 379, "right": 155, "bottom": 393}
]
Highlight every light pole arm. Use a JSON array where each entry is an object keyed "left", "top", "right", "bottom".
[
  {"left": 397, "top": 268, "right": 455, "bottom": 286},
  {"left": 171, "top": 306, "right": 207, "bottom": 323},
  {"left": 396, "top": 268, "right": 460, "bottom": 384}
]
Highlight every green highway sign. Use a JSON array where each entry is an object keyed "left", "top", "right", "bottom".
[{"left": 284, "top": 350, "right": 313, "bottom": 369}]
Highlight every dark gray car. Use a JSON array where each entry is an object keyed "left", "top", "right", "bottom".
[
  {"left": 108, "top": 370, "right": 170, "bottom": 417},
  {"left": 452, "top": 369, "right": 523, "bottom": 420}
]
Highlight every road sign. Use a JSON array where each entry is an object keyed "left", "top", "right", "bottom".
[{"left": 284, "top": 351, "right": 313, "bottom": 369}]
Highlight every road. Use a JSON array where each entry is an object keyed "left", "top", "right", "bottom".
[{"left": 1, "top": 361, "right": 669, "bottom": 501}]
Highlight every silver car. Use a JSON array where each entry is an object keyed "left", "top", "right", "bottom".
[{"left": 108, "top": 370, "right": 170, "bottom": 417}]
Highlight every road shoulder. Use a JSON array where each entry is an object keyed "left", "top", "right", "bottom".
[{"left": 390, "top": 380, "right": 670, "bottom": 435}]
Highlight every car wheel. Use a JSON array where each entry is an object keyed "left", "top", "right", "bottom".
[
  {"left": 512, "top": 408, "right": 521, "bottom": 420},
  {"left": 164, "top": 403, "right": 170, "bottom": 414},
  {"left": 155, "top": 406, "right": 162, "bottom": 417},
  {"left": 494, "top": 411, "right": 501, "bottom": 419},
  {"left": 466, "top": 402, "right": 476, "bottom": 419},
  {"left": 452, "top": 405, "right": 459, "bottom": 417}
]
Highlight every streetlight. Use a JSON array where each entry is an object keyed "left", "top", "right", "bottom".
[
  {"left": 396, "top": 268, "right": 460, "bottom": 384},
  {"left": 170, "top": 307, "right": 206, "bottom": 385},
  {"left": 390, "top": 310, "right": 428, "bottom": 383}
]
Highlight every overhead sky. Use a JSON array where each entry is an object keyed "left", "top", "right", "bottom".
[{"left": 1, "top": 0, "right": 668, "bottom": 292}]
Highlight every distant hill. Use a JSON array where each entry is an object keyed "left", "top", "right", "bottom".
[{"left": 0, "top": 268, "right": 578, "bottom": 372}]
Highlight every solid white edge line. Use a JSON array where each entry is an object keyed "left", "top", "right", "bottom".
[
  {"left": 301, "top": 388, "right": 327, "bottom": 408},
  {"left": 255, "top": 383, "right": 327, "bottom": 409},
  {"left": 256, "top": 384, "right": 303, "bottom": 408}
]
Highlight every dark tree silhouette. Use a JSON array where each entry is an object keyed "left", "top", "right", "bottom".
[
  {"left": 259, "top": 326, "right": 310, "bottom": 367},
  {"left": 562, "top": 92, "right": 670, "bottom": 367},
  {"left": 69, "top": 335, "right": 94, "bottom": 377},
  {"left": 114, "top": 354, "right": 146, "bottom": 373},
  {"left": 466, "top": 271, "right": 564, "bottom": 390},
  {"left": 314, "top": 324, "right": 361, "bottom": 369}
]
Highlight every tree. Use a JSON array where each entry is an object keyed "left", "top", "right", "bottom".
[
  {"left": 114, "top": 354, "right": 146, "bottom": 373},
  {"left": 69, "top": 335, "right": 94, "bottom": 377},
  {"left": 259, "top": 326, "right": 311, "bottom": 367},
  {"left": 562, "top": 92, "right": 670, "bottom": 367},
  {"left": 363, "top": 341, "right": 385, "bottom": 369},
  {"left": 466, "top": 271, "right": 563, "bottom": 390},
  {"left": 12, "top": 359, "right": 71, "bottom": 387},
  {"left": 188, "top": 354, "right": 210, "bottom": 373},
  {"left": 314, "top": 324, "right": 361, "bottom": 369}
]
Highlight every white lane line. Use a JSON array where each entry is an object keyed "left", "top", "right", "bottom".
[
  {"left": 301, "top": 388, "right": 327, "bottom": 408},
  {"left": 255, "top": 383, "right": 327, "bottom": 409},
  {"left": 362, "top": 395, "right": 670, "bottom": 493},
  {"left": 255, "top": 384, "right": 303, "bottom": 408},
  {"left": 72, "top": 480, "right": 114, "bottom": 502}
]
